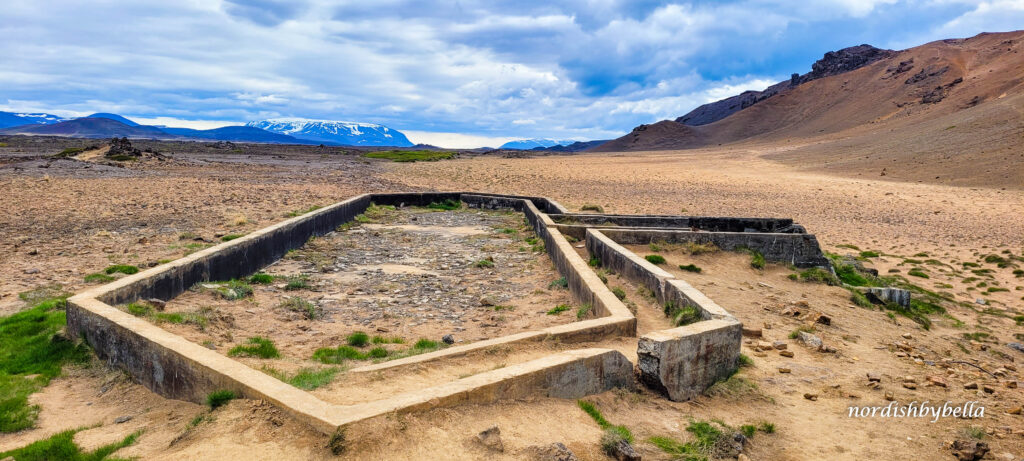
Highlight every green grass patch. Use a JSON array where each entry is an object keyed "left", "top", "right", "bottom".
[
  {"left": 578, "top": 400, "right": 632, "bottom": 445},
  {"left": 589, "top": 256, "right": 601, "bottom": 267},
  {"left": 83, "top": 273, "right": 115, "bottom": 283},
  {"left": 220, "top": 234, "right": 244, "bottom": 242},
  {"left": 346, "top": 331, "right": 370, "bottom": 347},
  {"left": 426, "top": 198, "right": 461, "bottom": 210},
  {"left": 0, "top": 297, "right": 91, "bottom": 433},
  {"left": 611, "top": 287, "right": 627, "bottom": 300},
  {"left": 364, "top": 150, "right": 456, "bottom": 162},
  {"left": 206, "top": 389, "right": 236, "bottom": 409},
  {"left": 907, "top": 268, "right": 929, "bottom": 279},
  {"left": 859, "top": 251, "right": 879, "bottom": 258},
  {"left": 547, "top": 304, "right": 571, "bottom": 315},
  {"left": 103, "top": 264, "right": 139, "bottom": 275},
  {"left": 678, "top": 263, "right": 702, "bottom": 273},
  {"left": 263, "top": 366, "right": 339, "bottom": 391},
  {"left": 836, "top": 244, "right": 860, "bottom": 250},
  {"left": 549, "top": 277, "right": 568, "bottom": 289},
  {"left": 737, "top": 246, "right": 765, "bottom": 269},
  {"left": 283, "top": 275, "right": 310, "bottom": 291},
  {"left": 580, "top": 204, "right": 604, "bottom": 212},
  {"left": 576, "top": 304, "right": 592, "bottom": 320},
  {"left": 0, "top": 427, "right": 142, "bottom": 461},
  {"left": 248, "top": 272, "right": 275, "bottom": 284},
  {"left": 793, "top": 267, "right": 839, "bottom": 285},
  {"left": 645, "top": 254, "right": 666, "bottom": 265},
  {"left": 279, "top": 296, "right": 320, "bottom": 320},
  {"left": 664, "top": 302, "right": 700, "bottom": 326},
  {"left": 227, "top": 336, "right": 279, "bottom": 359},
  {"left": 474, "top": 259, "right": 495, "bottom": 268}
]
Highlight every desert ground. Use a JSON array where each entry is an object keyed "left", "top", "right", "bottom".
[{"left": 0, "top": 136, "right": 1021, "bottom": 460}]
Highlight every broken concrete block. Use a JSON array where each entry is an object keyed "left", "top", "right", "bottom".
[{"left": 637, "top": 318, "right": 741, "bottom": 401}]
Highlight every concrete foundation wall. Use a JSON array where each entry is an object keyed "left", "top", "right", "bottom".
[
  {"left": 551, "top": 213, "right": 802, "bottom": 233},
  {"left": 66, "top": 192, "right": 637, "bottom": 435},
  {"left": 585, "top": 229, "right": 742, "bottom": 400},
  {"left": 637, "top": 319, "right": 742, "bottom": 401},
  {"left": 598, "top": 228, "right": 830, "bottom": 269}
]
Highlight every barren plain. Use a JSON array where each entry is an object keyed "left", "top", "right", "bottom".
[{"left": 0, "top": 136, "right": 1022, "bottom": 460}]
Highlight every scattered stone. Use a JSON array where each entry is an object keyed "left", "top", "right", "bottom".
[
  {"left": 478, "top": 296, "right": 495, "bottom": 307},
  {"left": 27, "top": 248, "right": 38, "bottom": 255},
  {"left": 982, "top": 385, "right": 995, "bottom": 394},
  {"left": 865, "top": 287, "right": 911, "bottom": 308},
  {"left": 1008, "top": 343, "right": 1024, "bottom": 354},
  {"left": 442, "top": 334, "right": 455, "bottom": 345},
  {"left": 475, "top": 425, "right": 504, "bottom": 452},
  {"left": 778, "top": 367, "right": 791, "bottom": 373},
  {"left": 902, "top": 382, "right": 917, "bottom": 390},
  {"left": 114, "top": 415, "right": 132, "bottom": 424},
  {"left": 755, "top": 340, "right": 773, "bottom": 351},
  {"left": 927, "top": 376, "right": 948, "bottom": 388},
  {"left": 950, "top": 439, "right": 989, "bottom": 461},
  {"left": 902, "top": 333, "right": 913, "bottom": 339},
  {"left": 975, "top": 298, "right": 986, "bottom": 306},
  {"left": 147, "top": 298, "right": 167, "bottom": 310},
  {"left": 772, "top": 341, "right": 787, "bottom": 350},
  {"left": 964, "top": 382, "right": 978, "bottom": 390},
  {"left": 867, "top": 372, "right": 881, "bottom": 382},
  {"left": 530, "top": 442, "right": 579, "bottom": 461},
  {"left": 780, "top": 350, "right": 794, "bottom": 358},
  {"left": 1004, "top": 381, "right": 1017, "bottom": 389},
  {"left": 796, "top": 331, "right": 823, "bottom": 350},
  {"left": 738, "top": 454, "right": 751, "bottom": 461},
  {"left": 603, "top": 435, "right": 640, "bottom": 461},
  {"left": 24, "top": 268, "right": 40, "bottom": 274},
  {"left": 885, "top": 391, "right": 895, "bottom": 401},
  {"left": 742, "top": 327, "right": 762, "bottom": 338},
  {"left": 804, "top": 393, "right": 818, "bottom": 401},
  {"left": 1008, "top": 407, "right": 1022, "bottom": 415}
]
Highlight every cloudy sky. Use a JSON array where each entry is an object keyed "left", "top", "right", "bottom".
[{"left": 1, "top": 1, "right": 1021, "bottom": 147}]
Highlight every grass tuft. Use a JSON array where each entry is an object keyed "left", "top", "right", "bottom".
[
  {"left": 547, "top": 304, "right": 571, "bottom": 315},
  {"left": 0, "top": 427, "right": 142, "bottom": 461},
  {"left": 346, "top": 331, "right": 370, "bottom": 347},
  {"left": 206, "top": 390, "right": 236, "bottom": 409},
  {"left": 227, "top": 337, "right": 279, "bottom": 359},
  {"left": 103, "top": 264, "right": 139, "bottom": 275},
  {"left": 678, "top": 263, "right": 702, "bottom": 273},
  {"left": 645, "top": 254, "right": 666, "bottom": 265},
  {"left": 365, "top": 150, "right": 456, "bottom": 163}
]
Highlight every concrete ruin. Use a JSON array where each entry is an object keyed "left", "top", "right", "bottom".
[{"left": 66, "top": 192, "right": 830, "bottom": 433}]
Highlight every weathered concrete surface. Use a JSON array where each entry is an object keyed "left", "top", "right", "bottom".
[
  {"left": 334, "top": 349, "right": 635, "bottom": 427},
  {"left": 551, "top": 213, "right": 803, "bottom": 233},
  {"left": 598, "top": 228, "right": 830, "bottom": 269},
  {"left": 67, "top": 192, "right": 637, "bottom": 436},
  {"left": 638, "top": 319, "right": 743, "bottom": 401},
  {"left": 865, "top": 287, "right": 911, "bottom": 307}
]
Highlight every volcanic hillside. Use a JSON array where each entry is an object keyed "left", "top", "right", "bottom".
[{"left": 595, "top": 31, "right": 1024, "bottom": 187}]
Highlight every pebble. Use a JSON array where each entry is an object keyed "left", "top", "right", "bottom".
[{"left": 780, "top": 350, "right": 794, "bottom": 358}]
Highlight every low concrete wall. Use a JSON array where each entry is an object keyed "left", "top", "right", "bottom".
[
  {"left": 67, "top": 192, "right": 636, "bottom": 435},
  {"left": 585, "top": 229, "right": 742, "bottom": 400},
  {"left": 335, "top": 349, "right": 634, "bottom": 427},
  {"left": 598, "top": 228, "right": 830, "bottom": 269},
  {"left": 551, "top": 213, "right": 802, "bottom": 233},
  {"left": 638, "top": 319, "right": 742, "bottom": 401}
]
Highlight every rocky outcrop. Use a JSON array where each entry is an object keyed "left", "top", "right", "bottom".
[{"left": 675, "top": 44, "right": 894, "bottom": 126}]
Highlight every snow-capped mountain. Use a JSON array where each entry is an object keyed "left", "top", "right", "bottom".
[
  {"left": 499, "top": 139, "right": 575, "bottom": 150},
  {"left": 0, "top": 111, "right": 65, "bottom": 129},
  {"left": 246, "top": 119, "right": 413, "bottom": 146}
]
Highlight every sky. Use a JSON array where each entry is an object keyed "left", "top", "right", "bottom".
[{"left": 1, "top": 1, "right": 1022, "bottom": 147}]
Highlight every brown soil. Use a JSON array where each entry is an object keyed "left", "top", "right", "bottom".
[{"left": 0, "top": 136, "right": 1021, "bottom": 460}]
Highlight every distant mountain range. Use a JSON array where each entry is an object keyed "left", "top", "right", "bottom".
[
  {"left": 247, "top": 119, "right": 412, "bottom": 146},
  {"left": 0, "top": 112, "right": 412, "bottom": 146},
  {"left": 499, "top": 139, "right": 575, "bottom": 150}
]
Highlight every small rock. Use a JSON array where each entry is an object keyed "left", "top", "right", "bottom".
[
  {"left": 950, "top": 439, "right": 989, "bottom": 461},
  {"left": 147, "top": 298, "right": 167, "bottom": 310},
  {"left": 1004, "top": 381, "right": 1017, "bottom": 389},
  {"left": 778, "top": 367, "right": 792, "bottom": 373},
  {"left": 1008, "top": 343, "right": 1024, "bottom": 354},
  {"left": 24, "top": 268, "right": 40, "bottom": 274},
  {"left": 885, "top": 391, "right": 895, "bottom": 401},
  {"left": 867, "top": 372, "right": 881, "bottom": 382},
  {"left": 475, "top": 425, "right": 503, "bottom": 452},
  {"left": 804, "top": 393, "right": 818, "bottom": 401},
  {"left": 772, "top": 341, "right": 787, "bottom": 350},
  {"left": 983, "top": 385, "right": 995, "bottom": 394},
  {"left": 114, "top": 415, "right": 132, "bottom": 424},
  {"left": 479, "top": 297, "right": 495, "bottom": 307},
  {"left": 975, "top": 298, "right": 986, "bottom": 305},
  {"left": 780, "top": 350, "right": 794, "bottom": 358},
  {"left": 1007, "top": 406, "right": 1022, "bottom": 415},
  {"left": 796, "top": 331, "right": 823, "bottom": 350},
  {"left": 604, "top": 436, "right": 640, "bottom": 461},
  {"left": 902, "top": 382, "right": 917, "bottom": 390},
  {"left": 28, "top": 248, "right": 38, "bottom": 255},
  {"left": 742, "top": 327, "right": 762, "bottom": 338},
  {"left": 531, "top": 442, "right": 579, "bottom": 461},
  {"left": 902, "top": 333, "right": 913, "bottom": 339},
  {"left": 755, "top": 340, "right": 772, "bottom": 351},
  {"left": 442, "top": 334, "right": 455, "bottom": 345},
  {"left": 964, "top": 382, "right": 978, "bottom": 390},
  {"left": 738, "top": 454, "right": 751, "bottom": 461},
  {"left": 927, "top": 376, "right": 948, "bottom": 387}
]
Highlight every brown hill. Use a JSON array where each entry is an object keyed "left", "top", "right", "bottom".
[{"left": 593, "top": 31, "right": 1024, "bottom": 187}]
